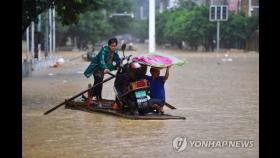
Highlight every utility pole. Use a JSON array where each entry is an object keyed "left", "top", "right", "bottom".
[
  {"left": 140, "top": 6, "right": 144, "bottom": 20},
  {"left": 44, "top": 12, "right": 49, "bottom": 58},
  {"left": 26, "top": 26, "right": 30, "bottom": 61},
  {"left": 149, "top": 0, "right": 156, "bottom": 53},
  {"left": 217, "top": 21, "right": 220, "bottom": 52},
  {"left": 49, "top": 8, "right": 53, "bottom": 54},
  {"left": 31, "top": 21, "right": 35, "bottom": 62},
  {"left": 37, "top": 14, "right": 41, "bottom": 60},
  {"left": 52, "top": 6, "right": 56, "bottom": 53},
  {"left": 248, "top": 0, "right": 252, "bottom": 17},
  {"left": 37, "top": 14, "right": 41, "bottom": 32}
]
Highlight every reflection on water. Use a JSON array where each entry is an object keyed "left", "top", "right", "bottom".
[{"left": 23, "top": 52, "right": 259, "bottom": 158}]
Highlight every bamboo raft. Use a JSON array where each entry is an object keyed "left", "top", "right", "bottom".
[{"left": 65, "top": 98, "right": 186, "bottom": 120}]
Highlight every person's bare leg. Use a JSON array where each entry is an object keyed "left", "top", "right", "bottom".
[
  {"left": 97, "top": 100, "right": 102, "bottom": 107},
  {"left": 159, "top": 106, "right": 164, "bottom": 114},
  {"left": 96, "top": 96, "right": 102, "bottom": 107}
]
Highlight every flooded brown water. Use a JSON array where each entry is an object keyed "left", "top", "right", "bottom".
[{"left": 22, "top": 46, "right": 259, "bottom": 158}]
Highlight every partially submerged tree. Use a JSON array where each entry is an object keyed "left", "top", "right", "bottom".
[
  {"left": 221, "top": 12, "right": 259, "bottom": 49},
  {"left": 156, "top": 4, "right": 258, "bottom": 51}
]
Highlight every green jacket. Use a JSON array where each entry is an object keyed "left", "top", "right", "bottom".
[{"left": 84, "top": 45, "right": 121, "bottom": 78}]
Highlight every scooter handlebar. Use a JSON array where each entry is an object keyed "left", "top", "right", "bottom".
[{"left": 116, "top": 55, "right": 133, "bottom": 68}]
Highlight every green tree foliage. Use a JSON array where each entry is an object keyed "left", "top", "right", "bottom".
[
  {"left": 221, "top": 12, "right": 259, "bottom": 49},
  {"left": 178, "top": 0, "right": 197, "bottom": 10},
  {"left": 164, "top": 10, "right": 187, "bottom": 44},
  {"left": 109, "top": 16, "right": 133, "bottom": 35},
  {"left": 245, "top": 16, "right": 259, "bottom": 38},
  {"left": 22, "top": 0, "right": 106, "bottom": 34},
  {"left": 183, "top": 6, "right": 215, "bottom": 50},
  {"left": 157, "top": 5, "right": 215, "bottom": 50},
  {"left": 55, "top": 0, "right": 133, "bottom": 48},
  {"left": 107, "top": 0, "right": 133, "bottom": 35},
  {"left": 129, "top": 19, "right": 148, "bottom": 42},
  {"left": 156, "top": 5, "right": 258, "bottom": 51},
  {"left": 66, "top": 11, "right": 113, "bottom": 48},
  {"left": 156, "top": 11, "right": 168, "bottom": 44}
]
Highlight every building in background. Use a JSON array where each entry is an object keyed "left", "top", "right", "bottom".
[
  {"left": 222, "top": 0, "right": 259, "bottom": 16},
  {"left": 240, "top": 0, "right": 259, "bottom": 16},
  {"left": 133, "top": 0, "right": 179, "bottom": 20}
]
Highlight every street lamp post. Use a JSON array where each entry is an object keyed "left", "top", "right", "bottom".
[
  {"left": 49, "top": 8, "right": 52, "bottom": 54},
  {"left": 52, "top": 6, "right": 56, "bottom": 53},
  {"left": 149, "top": 0, "right": 155, "bottom": 53},
  {"left": 217, "top": 21, "right": 220, "bottom": 52},
  {"left": 31, "top": 21, "right": 35, "bottom": 62}
]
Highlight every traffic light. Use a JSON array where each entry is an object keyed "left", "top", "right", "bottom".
[
  {"left": 216, "top": 6, "right": 221, "bottom": 20},
  {"left": 222, "top": 5, "right": 228, "bottom": 21},
  {"left": 210, "top": 5, "right": 216, "bottom": 21},
  {"left": 209, "top": 5, "right": 228, "bottom": 21}
]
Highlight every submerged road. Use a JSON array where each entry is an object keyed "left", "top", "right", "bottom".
[{"left": 22, "top": 46, "right": 259, "bottom": 158}]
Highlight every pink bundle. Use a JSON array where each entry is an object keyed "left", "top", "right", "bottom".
[{"left": 132, "top": 54, "right": 172, "bottom": 68}]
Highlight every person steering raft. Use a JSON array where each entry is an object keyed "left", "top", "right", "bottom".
[{"left": 83, "top": 38, "right": 121, "bottom": 107}]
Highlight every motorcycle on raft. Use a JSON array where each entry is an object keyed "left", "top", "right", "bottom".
[{"left": 112, "top": 44, "right": 159, "bottom": 115}]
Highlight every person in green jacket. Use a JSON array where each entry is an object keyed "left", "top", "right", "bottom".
[{"left": 84, "top": 38, "right": 121, "bottom": 107}]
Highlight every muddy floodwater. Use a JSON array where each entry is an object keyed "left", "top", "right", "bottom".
[{"left": 22, "top": 47, "right": 259, "bottom": 158}]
